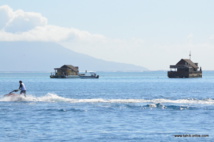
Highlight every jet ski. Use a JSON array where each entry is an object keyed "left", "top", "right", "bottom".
[
  {"left": 4, "top": 89, "right": 20, "bottom": 97},
  {"left": 3, "top": 89, "right": 26, "bottom": 101}
]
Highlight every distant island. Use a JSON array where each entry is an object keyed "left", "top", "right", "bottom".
[{"left": 0, "top": 41, "right": 148, "bottom": 72}]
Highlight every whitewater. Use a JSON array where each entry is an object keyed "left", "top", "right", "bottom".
[{"left": 2, "top": 93, "right": 214, "bottom": 105}]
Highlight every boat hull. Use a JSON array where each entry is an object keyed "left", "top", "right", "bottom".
[
  {"left": 168, "top": 71, "right": 202, "bottom": 78},
  {"left": 79, "top": 75, "right": 99, "bottom": 79},
  {"left": 50, "top": 75, "right": 80, "bottom": 78}
]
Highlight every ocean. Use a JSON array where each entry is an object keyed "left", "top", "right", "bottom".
[{"left": 0, "top": 71, "right": 213, "bottom": 142}]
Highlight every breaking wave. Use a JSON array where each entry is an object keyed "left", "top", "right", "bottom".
[{"left": 1, "top": 93, "right": 214, "bottom": 105}]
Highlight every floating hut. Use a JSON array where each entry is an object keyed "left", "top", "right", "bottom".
[
  {"left": 168, "top": 59, "right": 202, "bottom": 78},
  {"left": 50, "top": 65, "right": 79, "bottom": 78}
]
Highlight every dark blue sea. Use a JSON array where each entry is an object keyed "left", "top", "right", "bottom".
[{"left": 0, "top": 71, "right": 214, "bottom": 142}]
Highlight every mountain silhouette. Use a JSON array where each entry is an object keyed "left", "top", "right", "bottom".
[{"left": 0, "top": 41, "right": 147, "bottom": 72}]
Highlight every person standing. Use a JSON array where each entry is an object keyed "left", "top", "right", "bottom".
[{"left": 19, "top": 80, "right": 26, "bottom": 97}]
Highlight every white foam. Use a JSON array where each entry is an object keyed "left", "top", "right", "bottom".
[
  {"left": 1, "top": 95, "right": 26, "bottom": 102},
  {"left": 1, "top": 93, "right": 214, "bottom": 105}
]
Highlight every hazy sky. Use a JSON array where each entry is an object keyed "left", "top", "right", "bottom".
[{"left": 0, "top": 0, "right": 214, "bottom": 70}]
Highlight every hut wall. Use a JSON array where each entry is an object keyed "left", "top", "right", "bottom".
[
  {"left": 177, "top": 68, "right": 189, "bottom": 73},
  {"left": 67, "top": 70, "right": 78, "bottom": 75},
  {"left": 56, "top": 70, "right": 64, "bottom": 76}
]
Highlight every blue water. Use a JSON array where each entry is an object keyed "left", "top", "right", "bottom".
[{"left": 0, "top": 71, "right": 214, "bottom": 141}]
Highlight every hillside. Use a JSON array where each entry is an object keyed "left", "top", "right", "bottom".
[{"left": 0, "top": 41, "right": 147, "bottom": 72}]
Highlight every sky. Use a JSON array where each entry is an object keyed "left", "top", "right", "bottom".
[{"left": 0, "top": 0, "right": 214, "bottom": 70}]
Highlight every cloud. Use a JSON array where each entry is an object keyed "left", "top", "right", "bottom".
[
  {"left": 0, "top": 5, "right": 47, "bottom": 33},
  {"left": 0, "top": 5, "right": 105, "bottom": 42},
  {"left": 0, "top": 25, "right": 104, "bottom": 42},
  {"left": 5, "top": 10, "right": 47, "bottom": 33},
  {"left": 0, "top": 5, "right": 13, "bottom": 29}
]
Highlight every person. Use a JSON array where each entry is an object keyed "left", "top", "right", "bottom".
[{"left": 19, "top": 80, "right": 26, "bottom": 97}]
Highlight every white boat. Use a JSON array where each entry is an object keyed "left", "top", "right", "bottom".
[{"left": 79, "top": 71, "right": 99, "bottom": 79}]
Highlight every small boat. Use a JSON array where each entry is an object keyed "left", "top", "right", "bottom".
[
  {"left": 50, "top": 65, "right": 99, "bottom": 79},
  {"left": 50, "top": 65, "right": 80, "bottom": 78},
  {"left": 168, "top": 58, "right": 202, "bottom": 78},
  {"left": 79, "top": 71, "right": 99, "bottom": 79}
]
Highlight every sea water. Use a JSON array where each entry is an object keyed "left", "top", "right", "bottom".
[{"left": 0, "top": 71, "right": 213, "bottom": 142}]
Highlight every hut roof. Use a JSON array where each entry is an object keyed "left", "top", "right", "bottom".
[
  {"left": 54, "top": 65, "right": 79, "bottom": 72},
  {"left": 176, "top": 59, "right": 198, "bottom": 69},
  {"left": 61, "top": 65, "right": 79, "bottom": 71}
]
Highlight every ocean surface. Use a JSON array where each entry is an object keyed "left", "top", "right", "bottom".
[{"left": 0, "top": 71, "right": 214, "bottom": 142}]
